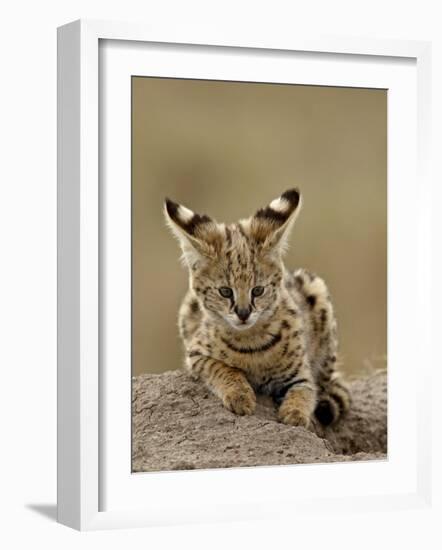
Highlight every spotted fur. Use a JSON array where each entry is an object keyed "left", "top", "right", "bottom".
[{"left": 164, "top": 189, "right": 350, "bottom": 428}]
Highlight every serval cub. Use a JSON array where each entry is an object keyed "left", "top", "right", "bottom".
[{"left": 164, "top": 189, "right": 350, "bottom": 428}]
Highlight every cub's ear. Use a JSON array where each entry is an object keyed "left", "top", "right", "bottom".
[
  {"left": 164, "top": 198, "right": 222, "bottom": 265},
  {"left": 247, "top": 188, "right": 302, "bottom": 255}
]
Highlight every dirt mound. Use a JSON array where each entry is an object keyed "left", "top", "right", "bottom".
[{"left": 132, "top": 370, "right": 387, "bottom": 472}]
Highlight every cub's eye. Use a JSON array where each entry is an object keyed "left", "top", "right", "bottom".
[
  {"left": 219, "top": 287, "right": 233, "bottom": 298},
  {"left": 251, "top": 286, "right": 265, "bottom": 297}
]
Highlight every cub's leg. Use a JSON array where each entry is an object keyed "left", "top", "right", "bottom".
[
  {"left": 277, "top": 366, "right": 317, "bottom": 429},
  {"left": 186, "top": 352, "right": 256, "bottom": 415},
  {"left": 294, "top": 268, "right": 351, "bottom": 425}
]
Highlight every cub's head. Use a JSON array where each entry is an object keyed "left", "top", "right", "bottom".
[{"left": 164, "top": 189, "right": 301, "bottom": 331}]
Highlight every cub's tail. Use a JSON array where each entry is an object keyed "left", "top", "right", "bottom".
[{"left": 314, "top": 379, "right": 351, "bottom": 426}]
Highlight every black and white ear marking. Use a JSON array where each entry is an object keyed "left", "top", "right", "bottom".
[
  {"left": 249, "top": 188, "right": 302, "bottom": 253},
  {"left": 164, "top": 198, "right": 222, "bottom": 265},
  {"left": 164, "top": 198, "right": 212, "bottom": 238},
  {"left": 255, "top": 188, "right": 301, "bottom": 226}
]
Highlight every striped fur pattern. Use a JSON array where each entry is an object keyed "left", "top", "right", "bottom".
[{"left": 164, "top": 189, "right": 351, "bottom": 428}]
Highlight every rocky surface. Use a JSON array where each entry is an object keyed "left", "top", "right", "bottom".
[{"left": 132, "top": 370, "right": 387, "bottom": 472}]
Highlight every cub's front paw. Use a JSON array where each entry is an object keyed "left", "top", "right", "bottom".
[
  {"left": 278, "top": 402, "right": 311, "bottom": 428},
  {"left": 222, "top": 385, "right": 256, "bottom": 416}
]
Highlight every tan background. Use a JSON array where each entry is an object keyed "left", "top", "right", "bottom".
[{"left": 132, "top": 77, "right": 387, "bottom": 378}]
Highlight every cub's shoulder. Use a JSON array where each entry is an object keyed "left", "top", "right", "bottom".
[
  {"left": 178, "top": 290, "right": 202, "bottom": 342},
  {"left": 291, "top": 268, "right": 330, "bottom": 302}
]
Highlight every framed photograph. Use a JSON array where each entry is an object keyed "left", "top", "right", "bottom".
[{"left": 57, "top": 19, "right": 432, "bottom": 530}]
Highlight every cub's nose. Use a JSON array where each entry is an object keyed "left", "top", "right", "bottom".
[{"left": 234, "top": 306, "right": 251, "bottom": 322}]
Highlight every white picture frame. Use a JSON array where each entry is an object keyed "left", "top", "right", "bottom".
[{"left": 57, "top": 19, "right": 432, "bottom": 531}]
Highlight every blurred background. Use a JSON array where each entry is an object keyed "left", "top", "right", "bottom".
[{"left": 132, "top": 77, "right": 387, "bottom": 378}]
